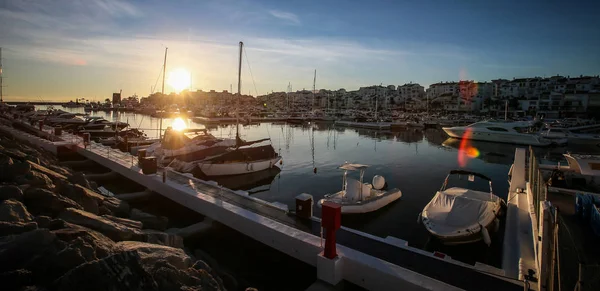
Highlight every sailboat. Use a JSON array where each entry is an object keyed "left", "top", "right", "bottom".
[{"left": 175, "top": 42, "right": 282, "bottom": 177}]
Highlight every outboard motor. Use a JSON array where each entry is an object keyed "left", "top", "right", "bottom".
[{"left": 372, "top": 175, "right": 386, "bottom": 190}]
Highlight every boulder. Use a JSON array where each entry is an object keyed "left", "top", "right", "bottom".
[
  {"left": 130, "top": 208, "right": 168, "bottom": 231},
  {"left": 101, "top": 197, "right": 129, "bottom": 217},
  {"left": 0, "top": 229, "right": 65, "bottom": 274},
  {"left": 146, "top": 260, "right": 222, "bottom": 291},
  {"left": 27, "top": 161, "right": 68, "bottom": 184},
  {"left": 52, "top": 225, "right": 116, "bottom": 259},
  {"left": 0, "top": 221, "right": 38, "bottom": 236},
  {"left": 17, "top": 171, "right": 54, "bottom": 190},
  {"left": 34, "top": 216, "right": 68, "bottom": 230},
  {"left": 67, "top": 172, "right": 92, "bottom": 189},
  {"left": 141, "top": 229, "right": 184, "bottom": 248},
  {"left": 23, "top": 188, "right": 82, "bottom": 217},
  {"left": 10, "top": 161, "right": 33, "bottom": 177},
  {"left": 0, "top": 153, "right": 14, "bottom": 182},
  {"left": 59, "top": 208, "right": 143, "bottom": 242},
  {"left": 48, "top": 165, "right": 72, "bottom": 177},
  {"left": 114, "top": 241, "right": 193, "bottom": 269},
  {"left": 52, "top": 250, "right": 159, "bottom": 291},
  {"left": 58, "top": 183, "right": 103, "bottom": 215},
  {"left": 102, "top": 215, "right": 143, "bottom": 230},
  {"left": 0, "top": 185, "right": 24, "bottom": 201},
  {"left": 0, "top": 269, "right": 33, "bottom": 291},
  {"left": 0, "top": 199, "right": 34, "bottom": 223},
  {"left": 3, "top": 148, "right": 28, "bottom": 161}
]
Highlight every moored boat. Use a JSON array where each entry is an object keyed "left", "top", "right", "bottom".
[
  {"left": 442, "top": 120, "right": 566, "bottom": 146},
  {"left": 419, "top": 170, "right": 504, "bottom": 246},
  {"left": 317, "top": 163, "right": 402, "bottom": 214}
]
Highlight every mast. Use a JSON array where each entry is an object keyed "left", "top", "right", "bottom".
[
  {"left": 236, "top": 41, "right": 243, "bottom": 147},
  {"left": 505, "top": 99, "right": 508, "bottom": 121},
  {"left": 312, "top": 69, "right": 316, "bottom": 110},
  {"left": 0, "top": 47, "right": 3, "bottom": 103},
  {"left": 159, "top": 47, "right": 168, "bottom": 140}
]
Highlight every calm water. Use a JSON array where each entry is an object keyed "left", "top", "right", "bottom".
[{"left": 43, "top": 106, "right": 580, "bottom": 266}]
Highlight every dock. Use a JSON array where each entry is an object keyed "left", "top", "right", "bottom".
[{"left": 4, "top": 122, "right": 531, "bottom": 291}]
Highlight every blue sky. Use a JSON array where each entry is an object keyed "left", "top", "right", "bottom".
[{"left": 1, "top": 0, "right": 599, "bottom": 101}]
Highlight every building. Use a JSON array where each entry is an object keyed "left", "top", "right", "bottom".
[{"left": 397, "top": 83, "right": 425, "bottom": 101}]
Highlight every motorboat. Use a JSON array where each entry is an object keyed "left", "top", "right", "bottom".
[
  {"left": 317, "top": 163, "right": 402, "bottom": 214},
  {"left": 79, "top": 117, "right": 128, "bottom": 131},
  {"left": 544, "top": 153, "right": 600, "bottom": 194},
  {"left": 144, "top": 127, "right": 236, "bottom": 165},
  {"left": 442, "top": 120, "right": 566, "bottom": 146},
  {"left": 419, "top": 170, "right": 504, "bottom": 246},
  {"left": 540, "top": 127, "right": 600, "bottom": 146}
]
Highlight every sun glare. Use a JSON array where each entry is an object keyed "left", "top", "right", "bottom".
[
  {"left": 168, "top": 68, "right": 191, "bottom": 92},
  {"left": 171, "top": 117, "right": 187, "bottom": 131},
  {"left": 457, "top": 128, "right": 480, "bottom": 167}
]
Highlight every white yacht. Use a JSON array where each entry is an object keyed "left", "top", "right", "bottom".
[
  {"left": 540, "top": 127, "right": 600, "bottom": 146},
  {"left": 442, "top": 120, "right": 565, "bottom": 146}
]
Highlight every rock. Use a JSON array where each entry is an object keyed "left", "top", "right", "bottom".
[
  {"left": 141, "top": 229, "right": 184, "bottom": 248},
  {"left": 26, "top": 156, "right": 41, "bottom": 164},
  {"left": 0, "top": 199, "right": 34, "bottom": 223},
  {"left": 102, "top": 215, "right": 143, "bottom": 230},
  {"left": 3, "top": 148, "right": 27, "bottom": 161},
  {"left": 52, "top": 250, "right": 159, "bottom": 291},
  {"left": 101, "top": 197, "right": 129, "bottom": 217},
  {"left": 58, "top": 183, "right": 103, "bottom": 215},
  {"left": 0, "top": 229, "right": 64, "bottom": 274},
  {"left": 52, "top": 225, "right": 116, "bottom": 259},
  {"left": 27, "top": 161, "right": 68, "bottom": 184},
  {"left": 150, "top": 260, "right": 222, "bottom": 291},
  {"left": 98, "top": 205, "right": 112, "bottom": 216},
  {"left": 114, "top": 241, "right": 193, "bottom": 269},
  {"left": 0, "top": 185, "right": 24, "bottom": 201},
  {"left": 130, "top": 208, "right": 168, "bottom": 231},
  {"left": 23, "top": 188, "right": 82, "bottom": 217},
  {"left": 59, "top": 208, "right": 143, "bottom": 242},
  {"left": 34, "top": 216, "right": 68, "bottom": 230},
  {"left": 0, "top": 269, "right": 33, "bottom": 291},
  {"left": 17, "top": 171, "right": 54, "bottom": 190},
  {"left": 10, "top": 161, "right": 32, "bottom": 177},
  {"left": 192, "top": 260, "right": 227, "bottom": 291},
  {"left": 0, "top": 153, "right": 14, "bottom": 182},
  {"left": 48, "top": 165, "right": 72, "bottom": 177},
  {"left": 67, "top": 172, "right": 92, "bottom": 189},
  {"left": 0, "top": 221, "right": 38, "bottom": 236}
]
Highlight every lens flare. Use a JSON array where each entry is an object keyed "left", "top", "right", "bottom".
[
  {"left": 171, "top": 117, "right": 187, "bottom": 131},
  {"left": 457, "top": 128, "right": 480, "bottom": 167}
]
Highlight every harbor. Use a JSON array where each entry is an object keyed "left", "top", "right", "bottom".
[{"left": 2, "top": 100, "right": 600, "bottom": 290}]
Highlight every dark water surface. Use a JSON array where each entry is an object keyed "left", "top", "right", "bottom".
[{"left": 46, "top": 106, "right": 581, "bottom": 267}]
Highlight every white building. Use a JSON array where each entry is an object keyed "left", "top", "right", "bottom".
[{"left": 397, "top": 83, "right": 425, "bottom": 101}]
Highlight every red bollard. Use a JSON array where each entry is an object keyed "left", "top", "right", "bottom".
[{"left": 321, "top": 201, "right": 341, "bottom": 259}]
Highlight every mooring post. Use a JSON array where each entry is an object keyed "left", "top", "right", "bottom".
[{"left": 317, "top": 201, "right": 343, "bottom": 285}]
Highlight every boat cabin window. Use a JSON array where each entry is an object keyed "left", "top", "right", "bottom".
[{"left": 486, "top": 127, "right": 508, "bottom": 132}]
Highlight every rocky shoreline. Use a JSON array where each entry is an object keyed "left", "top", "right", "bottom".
[{"left": 0, "top": 131, "right": 249, "bottom": 291}]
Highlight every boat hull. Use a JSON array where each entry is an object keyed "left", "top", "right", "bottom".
[
  {"left": 442, "top": 127, "right": 561, "bottom": 146},
  {"left": 426, "top": 217, "right": 500, "bottom": 245},
  {"left": 318, "top": 189, "right": 402, "bottom": 214},
  {"left": 197, "top": 156, "right": 282, "bottom": 176}
]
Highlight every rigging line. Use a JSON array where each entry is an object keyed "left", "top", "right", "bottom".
[
  {"left": 242, "top": 47, "right": 259, "bottom": 96},
  {"left": 151, "top": 66, "right": 164, "bottom": 93}
]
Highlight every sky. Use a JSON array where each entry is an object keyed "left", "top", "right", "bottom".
[{"left": 1, "top": 0, "right": 599, "bottom": 101}]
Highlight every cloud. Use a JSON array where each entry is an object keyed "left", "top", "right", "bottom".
[{"left": 268, "top": 10, "right": 301, "bottom": 25}]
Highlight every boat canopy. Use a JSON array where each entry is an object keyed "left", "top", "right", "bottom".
[
  {"left": 339, "top": 163, "right": 369, "bottom": 171},
  {"left": 423, "top": 187, "right": 499, "bottom": 235}
]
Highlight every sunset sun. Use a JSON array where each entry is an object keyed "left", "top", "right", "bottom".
[{"left": 168, "top": 68, "right": 191, "bottom": 92}]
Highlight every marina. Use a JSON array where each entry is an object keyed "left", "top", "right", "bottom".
[{"left": 3, "top": 102, "right": 600, "bottom": 290}]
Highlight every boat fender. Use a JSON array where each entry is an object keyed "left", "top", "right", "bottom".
[
  {"left": 481, "top": 224, "right": 491, "bottom": 246},
  {"left": 313, "top": 167, "right": 317, "bottom": 174},
  {"left": 494, "top": 218, "right": 500, "bottom": 232},
  {"left": 280, "top": 159, "right": 283, "bottom": 165},
  {"left": 372, "top": 175, "right": 386, "bottom": 190},
  {"left": 417, "top": 212, "right": 422, "bottom": 224}
]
